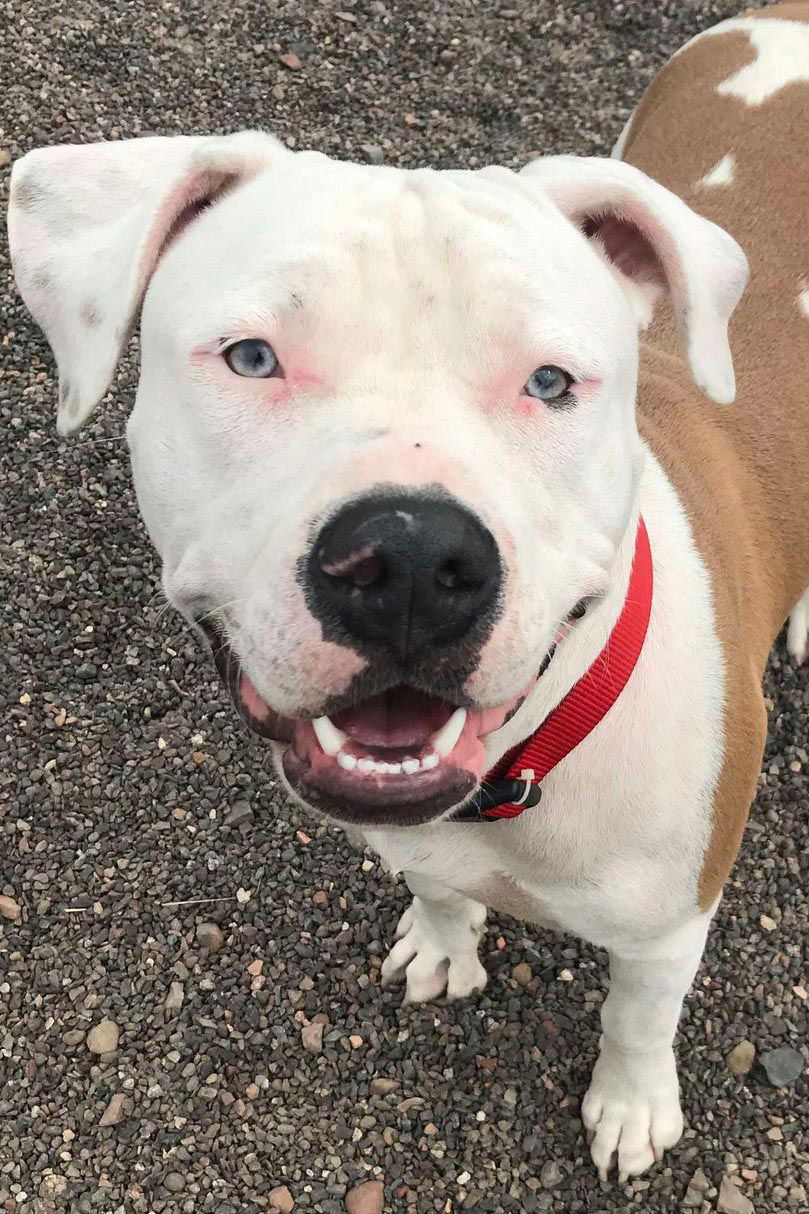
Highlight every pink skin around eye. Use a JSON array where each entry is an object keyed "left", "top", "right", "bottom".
[
  {"left": 191, "top": 343, "right": 325, "bottom": 405},
  {"left": 483, "top": 371, "right": 603, "bottom": 417}
]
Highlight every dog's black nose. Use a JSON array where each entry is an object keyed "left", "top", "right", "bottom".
[{"left": 305, "top": 491, "right": 501, "bottom": 663}]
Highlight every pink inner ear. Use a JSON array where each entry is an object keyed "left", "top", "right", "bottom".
[
  {"left": 135, "top": 168, "right": 240, "bottom": 304},
  {"left": 583, "top": 214, "right": 667, "bottom": 287}
]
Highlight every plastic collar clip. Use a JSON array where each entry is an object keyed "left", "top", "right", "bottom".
[{"left": 451, "top": 768, "right": 542, "bottom": 823}]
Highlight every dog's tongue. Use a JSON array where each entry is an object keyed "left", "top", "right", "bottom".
[{"left": 331, "top": 688, "right": 453, "bottom": 749}]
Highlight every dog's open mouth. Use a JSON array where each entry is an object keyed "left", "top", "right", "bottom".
[
  {"left": 196, "top": 595, "right": 590, "bottom": 825},
  {"left": 196, "top": 615, "right": 530, "bottom": 824},
  {"left": 248, "top": 674, "right": 528, "bottom": 825},
  {"left": 282, "top": 683, "right": 530, "bottom": 825}
]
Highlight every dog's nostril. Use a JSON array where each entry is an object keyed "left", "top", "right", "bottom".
[
  {"left": 435, "top": 558, "right": 480, "bottom": 592},
  {"left": 319, "top": 547, "right": 386, "bottom": 589},
  {"left": 347, "top": 554, "right": 386, "bottom": 588}
]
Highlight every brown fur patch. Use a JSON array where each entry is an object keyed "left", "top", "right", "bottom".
[{"left": 622, "top": 3, "right": 809, "bottom": 906}]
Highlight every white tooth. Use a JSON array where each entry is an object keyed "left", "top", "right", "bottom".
[
  {"left": 312, "top": 715, "right": 347, "bottom": 757},
  {"left": 421, "top": 752, "right": 440, "bottom": 771},
  {"left": 357, "top": 758, "right": 375, "bottom": 774},
  {"left": 338, "top": 752, "right": 357, "bottom": 771},
  {"left": 384, "top": 762, "right": 402, "bottom": 775},
  {"left": 430, "top": 707, "right": 467, "bottom": 758},
  {"left": 402, "top": 758, "right": 420, "bottom": 776}
]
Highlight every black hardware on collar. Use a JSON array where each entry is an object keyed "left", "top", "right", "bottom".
[{"left": 451, "top": 775, "right": 543, "bottom": 823}]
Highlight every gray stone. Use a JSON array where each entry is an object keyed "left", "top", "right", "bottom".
[
  {"left": 540, "top": 1161, "right": 563, "bottom": 1189},
  {"left": 761, "top": 1045, "right": 804, "bottom": 1087},
  {"left": 225, "top": 800, "right": 253, "bottom": 827},
  {"left": 164, "top": 981, "right": 184, "bottom": 1012}
]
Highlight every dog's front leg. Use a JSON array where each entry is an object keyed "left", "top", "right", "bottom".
[
  {"left": 380, "top": 872, "right": 488, "bottom": 1003},
  {"left": 583, "top": 902, "right": 717, "bottom": 1181}
]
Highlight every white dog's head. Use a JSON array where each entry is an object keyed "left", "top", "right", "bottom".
[{"left": 8, "top": 132, "right": 746, "bottom": 826}]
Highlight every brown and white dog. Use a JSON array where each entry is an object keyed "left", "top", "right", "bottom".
[{"left": 8, "top": 3, "right": 808, "bottom": 1181}]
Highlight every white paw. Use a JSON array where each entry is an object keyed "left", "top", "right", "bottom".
[
  {"left": 787, "top": 594, "right": 809, "bottom": 665},
  {"left": 380, "top": 896, "right": 487, "bottom": 1003},
  {"left": 582, "top": 1041, "right": 683, "bottom": 1182}
]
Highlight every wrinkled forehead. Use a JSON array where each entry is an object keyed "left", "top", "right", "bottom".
[{"left": 150, "top": 154, "right": 625, "bottom": 369}]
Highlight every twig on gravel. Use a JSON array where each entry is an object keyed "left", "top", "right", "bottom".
[{"left": 160, "top": 895, "right": 237, "bottom": 908}]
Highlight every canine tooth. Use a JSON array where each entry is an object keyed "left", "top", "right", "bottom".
[
  {"left": 402, "top": 758, "right": 420, "bottom": 775},
  {"left": 357, "top": 758, "right": 375, "bottom": 774},
  {"left": 430, "top": 707, "right": 467, "bottom": 758},
  {"left": 421, "top": 752, "right": 440, "bottom": 771},
  {"left": 312, "top": 715, "right": 347, "bottom": 756},
  {"left": 338, "top": 752, "right": 357, "bottom": 771}
]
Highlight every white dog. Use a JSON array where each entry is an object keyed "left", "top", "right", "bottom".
[{"left": 9, "top": 2, "right": 808, "bottom": 1180}]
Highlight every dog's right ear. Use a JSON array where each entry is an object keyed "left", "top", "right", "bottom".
[{"left": 7, "top": 131, "right": 284, "bottom": 434}]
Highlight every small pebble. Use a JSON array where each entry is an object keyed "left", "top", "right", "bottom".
[
  {"left": 717, "top": 1175, "right": 754, "bottom": 1214},
  {"left": 98, "top": 1093, "right": 126, "bottom": 1127},
  {"left": 196, "top": 922, "right": 224, "bottom": 952},
  {"left": 164, "top": 981, "right": 184, "bottom": 1012},
  {"left": 268, "top": 1185, "right": 294, "bottom": 1212},
  {"left": 345, "top": 1179, "right": 384, "bottom": 1214},
  {"left": 761, "top": 1045, "right": 804, "bottom": 1087},
  {"left": 726, "top": 1040, "right": 755, "bottom": 1076},
  {"left": 540, "top": 1160, "right": 563, "bottom": 1189},
  {"left": 224, "top": 800, "right": 253, "bottom": 827},
  {"left": 369, "top": 1077, "right": 399, "bottom": 1096},
  {"left": 302, "top": 1021, "right": 324, "bottom": 1053},
  {"left": 0, "top": 895, "right": 21, "bottom": 922},
  {"left": 86, "top": 1019, "right": 119, "bottom": 1054},
  {"left": 512, "top": 962, "right": 533, "bottom": 987}
]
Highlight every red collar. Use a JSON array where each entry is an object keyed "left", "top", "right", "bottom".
[{"left": 454, "top": 517, "right": 653, "bottom": 823}]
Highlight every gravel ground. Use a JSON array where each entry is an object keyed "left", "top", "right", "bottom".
[{"left": 1, "top": 1, "right": 806, "bottom": 1211}]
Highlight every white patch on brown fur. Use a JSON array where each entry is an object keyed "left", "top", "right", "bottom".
[
  {"left": 788, "top": 588, "right": 809, "bottom": 665},
  {"left": 611, "top": 112, "right": 636, "bottom": 160},
  {"left": 681, "top": 17, "right": 809, "bottom": 105},
  {"left": 798, "top": 283, "right": 809, "bottom": 319},
  {"left": 698, "top": 153, "right": 735, "bottom": 189}
]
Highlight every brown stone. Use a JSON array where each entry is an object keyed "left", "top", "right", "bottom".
[
  {"left": 0, "top": 895, "right": 21, "bottom": 922},
  {"left": 99, "top": 1093, "right": 126, "bottom": 1127},
  {"left": 86, "top": 1019, "right": 120, "bottom": 1054},
  {"left": 301, "top": 1021, "right": 324, "bottom": 1053},
  {"left": 269, "top": 1185, "right": 294, "bottom": 1212},
  {"left": 726, "top": 1040, "right": 755, "bottom": 1076},
  {"left": 345, "top": 1180, "right": 384, "bottom": 1214}
]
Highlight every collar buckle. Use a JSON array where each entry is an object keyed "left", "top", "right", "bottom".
[{"left": 451, "top": 772, "right": 542, "bottom": 823}]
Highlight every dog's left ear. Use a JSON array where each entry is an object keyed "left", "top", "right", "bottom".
[
  {"left": 8, "top": 131, "right": 284, "bottom": 434},
  {"left": 521, "top": 155, "right": 748, "bottom": 404}
]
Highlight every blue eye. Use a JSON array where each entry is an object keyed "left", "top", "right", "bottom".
[
  {"left": 523, "top": 365, "right": 573, "bottom": 403},
  {"left": 223, "top": 339, "right": 280, "bottom": 378}
]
